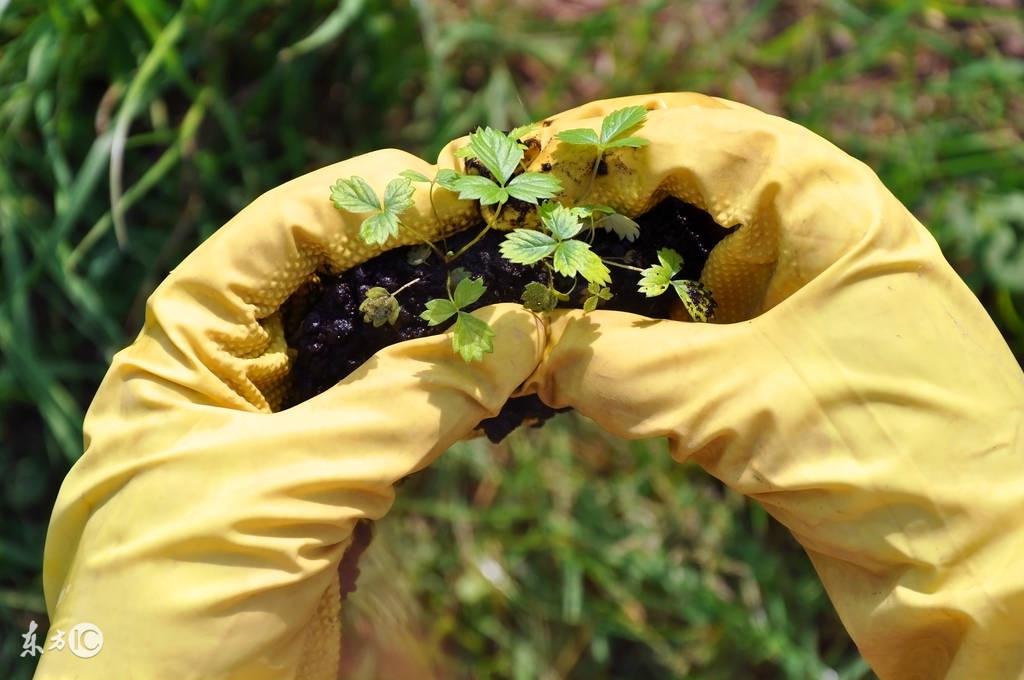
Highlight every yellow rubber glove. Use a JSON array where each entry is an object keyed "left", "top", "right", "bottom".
[
  {"left": 34, "top": 149, "right": 545, "bottom": 679},
  {"left": 520, "top": 94, "right": 1024, "bottom": 679}
]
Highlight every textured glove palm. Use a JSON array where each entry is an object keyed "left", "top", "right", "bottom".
[{"left": 34, "top": 150, "right": 545, "bottom": 679}]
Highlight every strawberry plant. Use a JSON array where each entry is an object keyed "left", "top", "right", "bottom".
[
  {"left": 314, "top": 106, "right": 718, "bottom": 365},
  {"left": 419, "top": 273, "right": 494, "bottom": 362}
]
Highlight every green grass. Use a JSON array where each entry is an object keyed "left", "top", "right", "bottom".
[{"left": 1, "top": 1, "right": 1022, "bottom": 677}]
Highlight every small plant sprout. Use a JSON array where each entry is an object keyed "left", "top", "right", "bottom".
[
  {"left": 428, "top": 126, "right": 563, "bottom": 271},
  {"left": 398, "top": 168, "right": 461, "bottom": 253},
  {"left": 420, "top": 274, "right": 495, "bottom": 362},
  {"left": 520, "top": 281, "right": 567, "bottom": 313},
  {"left": 502, "top": 203, "right": 610, "bottom": 282},
  {"left": 330, "top": 175, "right": 411, "bottom": 245},
  {"left": 358, "top": 278, "right": 421, "bottom": 327},
  {"left": 583, "top": 281, "right": 613, "bottom": 313},
  {"left": 331, "top": 175, "right": 447, "bottom": 261},
  {"left": 450, "top": 126, "right": 562, "bottom": 254},
  {"left": 503, "top": 203, "right": 620, "bottom": 315},
  {"left": 359, "top": 288, "right": 400, "bottom": 327},
  {"left": 555, "top": 105, "right": 650, "bottom": 200},
  {"left": 457, "top": 123, "right": 539, "bottom": 158},
  {"left": 637, "top": 248, "right": 717, "bottom": 322},
  {"left": 329, "top": 106, "right": 717, "bottom": 362}
]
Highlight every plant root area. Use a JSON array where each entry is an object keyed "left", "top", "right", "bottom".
[{"left": 283, "top": 197, "right": 730, "bottom": 441}]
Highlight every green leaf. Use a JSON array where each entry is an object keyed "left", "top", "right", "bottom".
[
  {"left": 382, "top": 177, "right": 414, "bottom": 214},
  {"left": 597, "top": 213, "right": 640, "bottom": 241},
  {"left": 359, "top": 287, "right": 401, "bottom": 327},
  {"left": 466, "top": 126, "right": 522, "bottom": 185},
  {"left": 672, "top": 280, "right": 717, "bottom": 322},
  {"left": 359, "top": 211, "right": 400, "bottom": 245},
  {"left": 407, "top": 244, "right": 432, "bottom": 266},
  {"left": 500, "top": 229, "right": 558, "bottom": 264},
  {"left": 452, "top": 175, "right": 509, "bottom": 205},
  {"left": 449, "top": 267, "right": 471, "bottom": 289},
  {"left": 552, "top": 240, "right": 610, "bottom": 285},
  {"left": 541, "top": 203, "right": 584, "bottom": 240},
  {"left": 453, "top": 275, "right": 487, "bottom": 309},
  {"left": 521, "top": 281, "right": 559, "bottom": 312},
  {"left": 583, "top": 282, "right": 613, "bottom": 314},
  {"left": 399, "top": 169, "right": 431, "bottom": 183},
  {"left": 506, "top": 172, "right": 562, "bottom": 204},
  {"left": 538, "top": 200, "right": 558, "bottom": 220},
  {"left": 507, "top": 122, "right": 539, "bottom": 141},
  {"left": 657, "top": 247, "right": 684, "bottom": 273},
  {"left": 600, "top": 105, "right": 648, "bottom": 145},
  {"left": 420, "top": 298, "right": 458, "bottom": 326},
  {"left": 588, "top": 280, "right": 613, "bottom": 300},
  {"left": 556, "top": 128, "right": 601, "bottom": 147},
  {"left": 452, "top": 312, "right": 495, "bottom": 362},
  {"left": 638, "top": 248, "right": 685, "bottom": 296},
  {"left": 638, "top": 268, "right": 671, "bottom": 296},
  {"left": 435, "top": 168, "right": 461, "bottom": 192},
  {"left": 330, "top": 176, "right": 380, "bottom": 213},
  {"left": 603, "top": 136, "right": 649, "bottom": 149}
]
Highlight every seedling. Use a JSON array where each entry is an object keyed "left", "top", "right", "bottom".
[
  {"left": 637, "top": 248, "right": 716, "bottom": 322},
  {"left": 583, "top": 281, "right": 613, "bottom": 313},
  {"left": 326, "top": 106, "right": 718, "bottom": 362},
  {"left": 331, "top": 175, "right": 446, "bottom": 261},
  {"left": 520, "top": 281, "right": 567, "bottom": 313},
  {"left": 444, "top": 126, "right": 562, "bottom": 261},
  {"left": 501, "top": 202, "right": 612, "bottom": 311},
  {"left": 555, "top": 105, "right": 650, "bottom": 199},
  {"left": 357, "top": 277, "right": 421, "bottom": 327},
  {"left": 420, "top": 274, "right": 495, "bottom": 362}
]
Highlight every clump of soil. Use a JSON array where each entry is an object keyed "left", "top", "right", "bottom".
[{"left": 283, "top": 197, "right": 731, "bottom": 440}]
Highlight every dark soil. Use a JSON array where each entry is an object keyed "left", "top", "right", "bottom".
[{"left": 283, "top": 197, "right": 731, "bottom": 438}]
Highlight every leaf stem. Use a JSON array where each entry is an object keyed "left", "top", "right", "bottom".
[
  {"left": 543, "top": 261, "right": 577, "bottom": 298},
  {"left": 447, "top": 202, "right": 505, "bottom": 263},
  {"left": 577, "top": 149, "right": 603, "bottom": 203},
  {"left": 603, "top": 259, "right": 644, "bottom": 273},
  {"left": 391, "top": 277, "right": 422, "bottom": 298},
  {"left": 399, "top": 221, "right": 447, "bottom": 262},
  {"left": 427, "top": 180, "right": 449, "bottom": 254}
]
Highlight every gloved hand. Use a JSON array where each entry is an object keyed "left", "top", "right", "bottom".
[
  {"left": 34, "top": 151, "right": 545, "bottom": 679},
  {"left": 520, "top": 94, "right": 1024, "bottom": 679}
]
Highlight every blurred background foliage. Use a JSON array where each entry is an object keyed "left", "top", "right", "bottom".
[{"left": 1, "top": 0, "right": 1022, "bottom": 677}]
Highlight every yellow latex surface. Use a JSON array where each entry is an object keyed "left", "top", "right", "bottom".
[
  {"left": 33, "top": 146, "right": 545, "bottom": 679},
  {"left": 36, "top": 93, "right": 1024, "bottom": 680},
  {"left": 523, "top": 94, "right": 1024, "bottom": 679}
]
